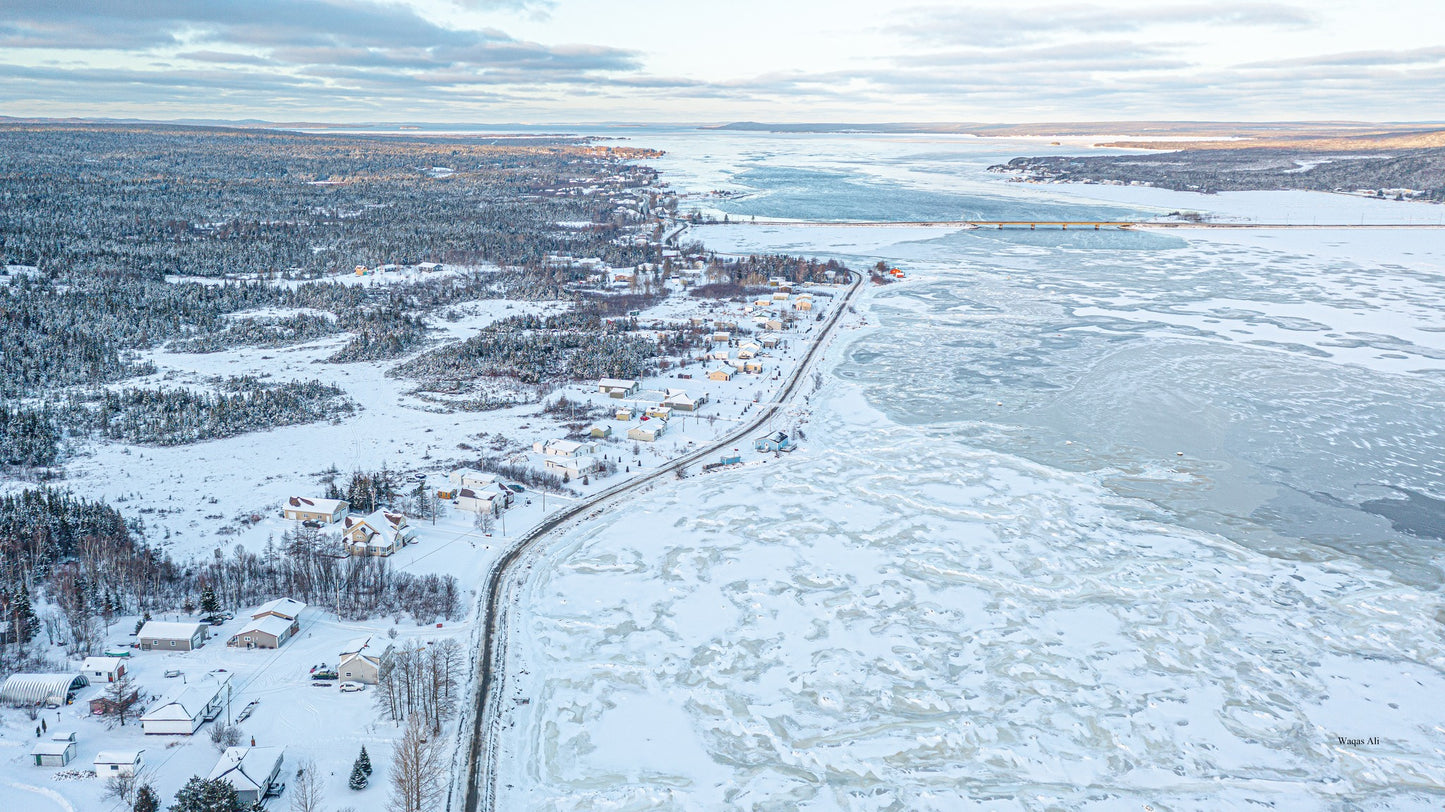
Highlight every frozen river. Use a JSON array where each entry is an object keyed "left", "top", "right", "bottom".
[{"left": 493, "top": 132, "right": 1445, "bottom": 810}]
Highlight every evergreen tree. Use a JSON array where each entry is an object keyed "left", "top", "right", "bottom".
[
  {"left": 12, "top": 585, "right": 40, "bottom": 644},
  {"left": 167, "top": 776, "right": 241, "bottom": 812},
  {"left": 199, "top": 585, "right": 221, "bottom": 617},
  {"left": 133, "top": 783, "right": 160, "bottom": 812},
  {"left": 349, "top": 757, "right": 369, "bottom": 790},
  {"left": 358, "top": 745, "right": 373, "bottom": 775}
]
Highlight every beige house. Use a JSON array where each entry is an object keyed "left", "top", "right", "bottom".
[
  {"left": 761, "top": 334, "right": 782, "bottom": 348},
  {"left": 795, "top": 297, "right": 814, "bottom": 311},
  {"left": 589, "top": 424, "right": 612, "bottom": 439},
  {"left": 343, "top": 510, "right": 415, "bottom": 556},
  {"left": 743, "top": 359, "right": 765, "bottom": 374},
  {"left": 282, "top": 497, "right": 348, "bottom": 524},
  {"left": 764, "top": 318, "right": 785, "bottom": 331},
  {"left": 615, "top": 407, "right": 634, "bottom": 421},
  {"left": 628, "top": 423, "right": 666, "bottom": 442},
  {"left": 228, "top": 598, "right": 305, "bottom": 649},
  {"left": 645, "top": 405, "right": 673, "bottom": 420},
  {"left": 137, "top": 621, "right": 208, "bottom": 652},
  {"left": 338, "top": 637, "right": 383, "bottom": 685},
  {"left": 707, "top": 367, "right": 733, "bottom": 381},
  {"left": 598, "top": 378, "right": 639, "bottom": 398},
  {"left": 711, "top": 331, "right": 731, "bottom": 343},
  {"left": 662, "top": 389, "right": 706, "bottom": 412}
]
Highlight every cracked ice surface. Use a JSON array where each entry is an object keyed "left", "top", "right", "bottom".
[{"left": 498, "top": 386, "right": 1445, "bottom": 810}]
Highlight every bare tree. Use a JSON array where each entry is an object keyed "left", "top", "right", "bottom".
[
  {"left": 209, "top": 719, "right": 241, "bottom": 751},
  {"left": 290, "top": 757, "right": 325, "bottom": 812},
  {"left": 389, "top": 717, "right": 445, "bottom": 812}
]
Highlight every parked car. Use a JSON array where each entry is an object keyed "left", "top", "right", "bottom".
[
  {"left": 311, "top": 669, "right": 338, "bottom": 681},
  {"left": 339, "top": 682, "right": 365, "bottom": 693},
  {"left": 164, "top": 669, "right": 182, "bottom": 678}
]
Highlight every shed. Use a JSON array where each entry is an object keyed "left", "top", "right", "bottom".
[
  {"left": 0, "top": 673, "right": 89, "bottom": 706},
  {"left": 31, "top": 739, "right": 75, "bottom": 767},
  {"left": 81, "top": 656, "right": 127, "bottom": 683},
  {"left": 588, "top": 424, "right": 612, "bottom": 439},
  {"left": 95, "top": 750, "right": 145, "bottom": 777}
]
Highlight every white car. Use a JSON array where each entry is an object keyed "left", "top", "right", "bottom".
[{"left": 338, "top": 682, "right": 365, "bottom": 693}]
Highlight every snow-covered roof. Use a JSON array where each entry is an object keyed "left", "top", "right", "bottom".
[
  {"left": 81, "top": 656, "right": 125, "bottom": 674},
  {"left": 209, "top": 747, "right": 284, "bottom": 794},
  {"left": 235, "top": 615, "right": 295, "bottom": 640},
  {"left": 0, "top": 673, "right": 89, "bottom": 705},
  {"left": 143, "top": 673, "right": 229, "bottom": 721},
  {"left": 285, "top": 496, "right": 346, "bottom": 514},
  {"left": 31, "top": 740, "right": 73, "bottom": 756},
  {"left": 94, "top": 750, "right": 144, "bottom": 765},
  {"left": 340, "top": 636, "right": 371, "bottom": 657},
  {"left": 598, "top": 377, "right": 637, "bottom": 388},
  {"left": 252, "top": 597, "right": 306, "bottom": 620},
  {"left": 137, "top": 620, "right": 207, "bottom": 640}
]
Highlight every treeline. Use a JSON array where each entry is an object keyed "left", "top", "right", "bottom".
[
  {"left": 374, "top": 637, "right": 464, "bottom": 734},
  {"left": 74, "top": 378, "right": 353, "bottom": 446},
  {"left": 393, "top": 304, "right": 668, "bottom": 386},
  {"left": 327, "top": 307, "right": 430, "bottom": 362},
  {"left": 0, "top": 122, "right": 662, "bottom": 281},
  {"left": 170, "top": 312, "right": 339, "bottom": 353}
]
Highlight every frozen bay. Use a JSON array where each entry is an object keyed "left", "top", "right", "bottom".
[{"left": 494, "top": 133, "right": 1445, "bottom": 810}]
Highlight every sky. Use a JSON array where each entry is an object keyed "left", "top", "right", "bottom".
[{"left": 0, "top": 0, "right": 1442, "bottom": 124}]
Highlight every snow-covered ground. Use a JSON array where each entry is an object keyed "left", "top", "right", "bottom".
[{"left": 489, "top": 134, "right": 1445, "bottom": 810}]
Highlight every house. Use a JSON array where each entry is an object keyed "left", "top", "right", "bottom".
[
  {"left": 137, "top": 620, "right": 209, "bottom": 652},
  {"left": 80, "top": 656, "right": 126, "bottom": 683},
  {"left": 761, "top": 334, "right": 782, "bottom": 348},
  {"left": 662, "top": 390, "right": 706, "bottom": 412},
  {"left": 628, "top": 423, "right": 665, "bottom": 442},
  {"left": 764, "top": 318, "right": 785, "bottom": 331},
  {"left": 711, "top": 331, "right": 731, "bottom": 343},
  {"left": 707, "top": 349, "right": 731, "bottom": 361},
  {"left": 228, "top": 598, "right": 305, "bottom": 649},
  {"left": 714, "top": 320, "right": 738, "bottom": 331},
  {"left": 743, "top": 360, "right": 765, "bottom": 374},
  {"left": 772, "top": 292, "right": 789, "bottom": 302},
  {"left": 343, "top": 511, "right": 415, "bottom": 557},
  {"left": 795, "top": 297, "right": 814, "bottom": 311},
  {"left": 209, "top": 747, "right": 284, "bottom": 807},
  {"left": 31, "top": 738, "right": 75, "bottom": 767},
  {"left": 720, "top": 452, "right": 743, "bottom": 465},
  {"left": 707, "top": 366, "right": 734, "bottom": 382},
  {"left": 282, "top": 497, "right": 348, "bottom": 524},
  {"left": 533, "top": 439, "right": 596, "bottom": 458},
  {"left": 338, "top": 638, "right": 383, "bottom": 685},
  {"left": 94, "top": 750, "right": 144, "bottom": 777},
  {"left": 252, "top": 598, "right": 305, "bottom": 623},
  {"left": 598, "top": 378, "right": 639, "bottom": 398},
  {"left": 544, "top": 456, "right": 599, "bottom": 478},
  {"left": 456, "top": 482, "right": 513, "bottom": 515},
  {"left": 141, "top": 673, "right": 229, "bottom": 735},
  {"left": 645, "top": 405, "right": 673, "bottom": 421},
  {"left": 737, "top": 346, "right": 759, "bottom": 360},
  {"left": 615, "top": 407, "right": 634, "bottom": 421},
  {"left": 589, "top": 424, "right": 612, "bottom": 439},
  {"left": 755, "top": 431, "right": 795, "bottom": 453},
  {"left": 449, "top": 468, "right": 496, "bottom": 492}
]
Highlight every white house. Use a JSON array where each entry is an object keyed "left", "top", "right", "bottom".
[
  {"left": 209, "top": 747, "right": 284, "bottom": 807},
  {"left": 663, "top": 390, "right": 706, "bottom": 412},
  {"left": 80, "top": 656, "right": 126, "bottom": 683},
  {"left": 281, "top": 497, "right": 348, "bottom": 524},
  {"left": 94, "top": 750, "right": 144, "bottom": 777},
  {"left": 532, "top": 438, "right": 596, "bottom": 458},
  {"left": 597, "top": 378, "right": 639, "bottom": 397},
  {"left": 544, "top": 455, "right": 599, "bottom": 479},
  {"left": 141, "top": 673, "right": 230, "bottom": 735},
  {"left": 448, "top": 468, "right": 495, "bottom": 492}
]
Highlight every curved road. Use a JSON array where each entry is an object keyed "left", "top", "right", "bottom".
[{"left": 454, "top": 270, "right": 864, "bottom": 811}]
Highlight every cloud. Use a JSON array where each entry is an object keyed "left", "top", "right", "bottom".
[{"left": 891, "top": 2, "right": 1315, "bottom": 47}]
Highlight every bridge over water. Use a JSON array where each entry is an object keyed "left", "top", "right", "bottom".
[{"left": 701, "top": 219, "right": 1445, "bottom": 230}]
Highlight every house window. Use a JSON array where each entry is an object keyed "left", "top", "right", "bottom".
[
  {"left": 169, "top": 641, "right": 176, "bottom": 647},
  {"left": 110, "top": 765, "right": 119, "bottom": 771}
]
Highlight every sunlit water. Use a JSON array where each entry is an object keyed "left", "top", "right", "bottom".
[{"left": 495, "top": 133, "right": 1445, "bottom": 810}]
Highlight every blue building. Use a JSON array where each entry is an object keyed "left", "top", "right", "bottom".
[{"left": 754, "top": 431, "right": 794, "bottom": 453}]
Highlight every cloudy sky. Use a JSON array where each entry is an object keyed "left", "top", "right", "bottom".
[{"left": 1, "top": 0, "right": 1441, "bottom": 123}]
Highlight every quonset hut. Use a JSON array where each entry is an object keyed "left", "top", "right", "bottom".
[{"left": 0, "top": 673, "right": 89, "bottom": 706}]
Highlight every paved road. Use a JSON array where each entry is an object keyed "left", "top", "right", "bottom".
[{"left": 453, "top": 270, "right": 865, "bottom": 812}]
